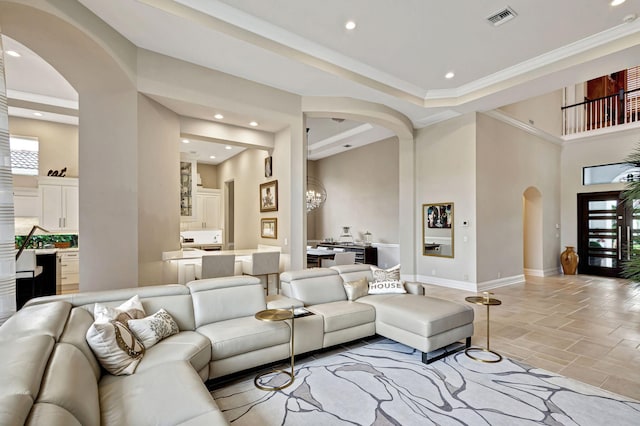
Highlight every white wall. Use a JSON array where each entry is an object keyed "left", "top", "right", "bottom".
[
  {"left": 476, "top": 113, "right": 562, "bottom": 284},
  {"left": 314, "top": 137, "right": 399, "bottom": 244},
  {"left": 415, "top": 114, "right": 477, "bottom": 286},
  {"left": 499, "top": 90, "right": 564, "bottom": 137},
  {"left": 561, "top": 127, "right": 640, "bottom": 248}
]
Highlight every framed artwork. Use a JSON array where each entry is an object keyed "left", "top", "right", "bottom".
[
  {"left": 261, "top": 218, "right": 277, "bottom": 239},
  {"left": 264, "top": 156, "right": 273, "bottom": 177},
  {"left": 422, "top": 203, "right": 454, "bottom": 258},
  {"left": 260, "top": 180, "right": 278, "bottom": 212}
]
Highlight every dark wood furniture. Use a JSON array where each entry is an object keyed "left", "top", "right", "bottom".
[{"left": 316, "top": 243, "right": 378, "bottom": 266}]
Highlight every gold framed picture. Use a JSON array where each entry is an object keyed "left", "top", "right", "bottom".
[
  {"left": 261, "top": 218, "right": 277, "bottom": 239},
  {"left": 260, "top": 180, "right": 278, "bottom": 212}
]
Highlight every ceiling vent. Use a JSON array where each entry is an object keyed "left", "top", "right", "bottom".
[{"left": 486, "top": 6, "right": 517, "bottom": 26}]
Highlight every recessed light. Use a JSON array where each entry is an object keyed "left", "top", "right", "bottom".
[
  {"left": 181, "top": 139, "right": 190, "bottom": 144},
  {"left": 611, "top": 0, "right": 626, "bottom": 6},
  {"left": 225, "top": 146, "right": 232, "bottom": 150},
  {"left": 445, "top": 71, "right": 455, "bottom": 79},
  {"left": 6, "top": 50, "right": 21, "bottom": 57},
  {"left": 345, "top": 21, "right": 356, "bottom": 30},
  {"left": 209, "top": 155, "right": 216, "bottom": 159},
  {"left": 33, "top": 112, "right": 44, "bottom": 117},
  {"left": 249, "top": 121, "right": 258, "bottom": 127},
  {"left": 214, "top": 114, "right": 224, "bottom": 120}
]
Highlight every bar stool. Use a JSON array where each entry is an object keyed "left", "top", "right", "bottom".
[
  {"left": 16, "top": 249, "right": 43, "bottom": 309},
  {"left": 199, "top": 254, "right": 236, "bottom": 279},
  {"left": 242, "top": 251, "right": 280, "bottom": 295}
]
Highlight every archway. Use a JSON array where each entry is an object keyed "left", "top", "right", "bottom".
[
  {"left": 523, "top": 186, "right": 543, "bottom": 275},
  {"left": 302, "top": 97, "right": 415, "bottom": 276}
]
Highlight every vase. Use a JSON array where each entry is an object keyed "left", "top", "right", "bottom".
[{"left": 560, "top": 246, "right": 579, "bottom": 275}]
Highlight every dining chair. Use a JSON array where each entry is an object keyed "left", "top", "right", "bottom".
[
  {"left": 242, "top": 251, "right": 280, "bottom": 295},
  {"left": 200, "top": 254, "right": 235, "bottom": 279},
  {"left": 321, "top": 251, "right": 356, "bottom": 267}
]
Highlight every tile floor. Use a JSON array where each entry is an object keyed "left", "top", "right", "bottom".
[{"left": 421, "top": 274, "right": 640, "bottom": 401}]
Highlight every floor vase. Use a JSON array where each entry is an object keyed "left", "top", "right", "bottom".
[{"left": 560, "top": 246, "right": 579, "bottom": 275}]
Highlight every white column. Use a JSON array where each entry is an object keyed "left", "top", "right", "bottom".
[{"left": 0, "top": 30, "right": 16, "bottom": 323}]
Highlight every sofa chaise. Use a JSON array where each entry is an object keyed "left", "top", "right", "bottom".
[{"left": 0, "top": 265, "right": 474, "bottom": 425}]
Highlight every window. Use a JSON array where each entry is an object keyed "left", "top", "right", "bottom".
[
  {"left": 627, "top": 65, "right": 640, "bottom": 116},
  {"left": 10, "top": 136, "right": 39, "bottom": 175},
  {"left": 583, "top": 162, "right": 639, "bottom": 185}
]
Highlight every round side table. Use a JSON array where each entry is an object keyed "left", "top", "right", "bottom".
[
  {"left": 253, "top": 307, "right": 295, "bottom": 391},
  {"left": 465, "top": 293, "right": 502, "bottom": 363}
]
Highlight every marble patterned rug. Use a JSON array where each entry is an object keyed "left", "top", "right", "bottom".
[{"left": 211, "top": 338, "right": 640, "bottom": 425}]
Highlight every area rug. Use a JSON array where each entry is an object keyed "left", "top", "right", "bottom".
[{"left": 211, "top": 338, "right": 640, "bottom": 425}]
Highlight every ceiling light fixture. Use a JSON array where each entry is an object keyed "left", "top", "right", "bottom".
[
  {"left": 249, "top": 121, "right": 258, "bottom": 127},
  {"left": 181, "top": 139, "right": 190, "bottom": 144},
  {"left": 214, "top": 114, "right": 224, "bottom": 119},
  {"left": 225, "top": 146, "right": 232, "bottom": 150},
  {"left": 209, "top": 155, "right": 216, "bottom": 159},
  {"left": 611, "top": 0, "right": 626, "bottom": 6},
  {"left": 33, "top": 112, "right": 43, "bottom": 117},
  {"left": 445, "top": 71, "right": 455, "bottom": 79},
  {"left": 6, "top": 50, "right": 21, "bottom": 57},
  {"left": 345, "top": 21, "right": 357, "bottom": 30}
]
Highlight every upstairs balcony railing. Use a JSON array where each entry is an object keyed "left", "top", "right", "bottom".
[{"left": 562, "top": 88, "right": 640, "bottom": 136}]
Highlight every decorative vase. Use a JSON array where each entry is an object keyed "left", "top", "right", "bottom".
[{"left": 560, "top": 246, "right": 579, "bottom": 275}]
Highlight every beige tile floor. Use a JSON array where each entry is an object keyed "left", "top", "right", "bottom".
[{"left": 421, "top": 274, "right": 640, "bottom": 401}]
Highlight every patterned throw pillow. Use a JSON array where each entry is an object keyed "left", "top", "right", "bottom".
[
  {"left": 368, "top": 280, "right": 407, "bottom": 295},
  {"left": 93, "top": 295, "right": 146, "bottom": 324},
  {"left": 128, "top": 309, "right": 179, "bottom": 350},
  {"left": 370, "top": 264, "right": 401, "bottom": 282},
  {"left": 343, "top": 277, "right": 370, "bottom": 301},
  {"left": 86, "top": 320, "right": 145, "bottom": 375}
]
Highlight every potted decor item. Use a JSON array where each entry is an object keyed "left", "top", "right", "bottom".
[{"left": 560, "top": 246, "right": 579, "bottom": 275}]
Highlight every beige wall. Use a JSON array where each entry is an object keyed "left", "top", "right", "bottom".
[
  {"left": 415, "top": 114, "right": 477, "bottom": 285},
  {"left": 499, "top": 90, "right": 564, "bottom": 137},
  {"left": 314, "top": 137, "right": 399, "bottom": 244},
  {"left": 561, "top": 128, "right": 640, "bottom": 248},
  {"left": 9, "top": 117, "right": 78, "bottom": 178},
  {"left": 476, "top": 113, "right": 562, "bottom": 283},
  {"left": 137, "top": 94, "right": 180, "bottom": 285},
  {"left": 197, "top": 163, "right": 218, "bottom": 189},
  {"left": 306, "top": 159, "right": 318, "bottom": 241}
]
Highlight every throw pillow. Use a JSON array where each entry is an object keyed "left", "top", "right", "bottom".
[
  {"left": 343, "top": 277, "right": 369, "bottom": 301},
  {"left": 94, "top": 295, "right": 146, "bottom": 324},
  {"left": 86, "top": 320, "right": 145, "bottom": 375},
  {"left": 368, "top": 280, "right": 407, "bottom": 295},
  {"left": 128, "top": 309, "right": 179, "bottom": 350},
  {"left": 371, "top": 264, "right": 401, "bottom": 282}
]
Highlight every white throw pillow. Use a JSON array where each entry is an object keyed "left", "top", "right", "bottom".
[
  {"left": 128, "top": 309, "right": 179, "bottom": 350},
  {"left": 343, "top": 277, "right": 369, "bottom": 301},
  {"left": 368, "top": 280, "right": 407, "bottom": 295},
  {"left": 371, "top": 264, "right": 401, "bottom": 282},
  {"left": 94, "top": 295, "right": 146, "bottom": 324},
  {"left": 86, "top": 320, "right": 145, "bottom": 375}
]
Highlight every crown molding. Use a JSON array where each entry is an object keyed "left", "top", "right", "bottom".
[{"left": 482, "top": 110, "right": 564, "bottom": 146}]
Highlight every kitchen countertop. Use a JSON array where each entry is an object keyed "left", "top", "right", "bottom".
[
  {"left": 33, "top": 248, "right": 79, "bottom": 255},
  {"left": 162, "top": 247, "right": 276, "bottom": 261}
]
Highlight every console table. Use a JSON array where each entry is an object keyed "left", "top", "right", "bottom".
[{"left": 316, "top": 243, "right": 378, "bottom": 265}]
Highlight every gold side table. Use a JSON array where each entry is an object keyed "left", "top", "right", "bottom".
[
  {"left": 465, "top": 292, "right": 502, "bottom": 363},
  {"left": 254, "top": 307, "right": 295, "bottom": 391}
]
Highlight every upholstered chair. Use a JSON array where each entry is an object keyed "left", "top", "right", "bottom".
[
  {"left": 321, "top": 251, "right": 356, "bottom": 268},
  {"left": 241, "top": 251, "right": 280, "bottom": 295},
  {"left": 200, "top": 254, "right": 235, "bottom": 279}
]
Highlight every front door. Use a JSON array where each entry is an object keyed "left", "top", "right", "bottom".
[{"left": 577, "top": 191, "right": 640, "bottom": 277}]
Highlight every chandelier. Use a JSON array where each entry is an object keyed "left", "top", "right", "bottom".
[{"left": 306, "top": 177, "right": 326, "bottom": 212}]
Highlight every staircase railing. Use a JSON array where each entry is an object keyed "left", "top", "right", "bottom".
[{"left": 562, "top": 88, "right": 640, "bottom": 136}]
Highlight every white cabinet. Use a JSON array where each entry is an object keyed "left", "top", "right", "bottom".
[
  {"left": 13, "top": 187, "right": 41, "bottom": 217},
  {"left": 183, "top": 189, "right": 222, "bottom": 230},
  {"left": 39, "top": 177, "right": 79, "bottom": 232},
  {"left": 180, "top": 158, "right": 197, "bottom": 220},
  {"left": 57, "top": 250, "right": 79, "bottom": 294}
]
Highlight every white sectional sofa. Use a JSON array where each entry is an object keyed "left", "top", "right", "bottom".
[{"left": 0, "top": 265, "right": 474, "bottom": 426}]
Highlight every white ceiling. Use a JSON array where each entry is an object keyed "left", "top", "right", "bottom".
[{"left": 4, "top": 0, "right": 640, "bottom": 159}]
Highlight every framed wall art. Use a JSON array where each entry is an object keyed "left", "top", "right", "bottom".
[
  {"left": 422, "top": 203, "right": 454, "bottom": 258},
  {"left": 260, "top": 180, "right": 278, "bottom": 212},
  {"left": 261, "top": 218, "right": 277, "bottom": 239}
]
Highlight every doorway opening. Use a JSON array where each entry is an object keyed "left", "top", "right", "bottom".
[
  {"left": 225, "top": 180, "right": 235, "bottom": 250},
  {"left": 523, "top": 187, "right": 543, "bottom": 275}
]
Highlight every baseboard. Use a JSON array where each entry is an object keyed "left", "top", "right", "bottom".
[
  {"left": 415, "top": 275, "right": 477, "bottom": 292},
  {"left": 524, "top": 267, "right": 561, "bottom": 277},
  {"left": 477, "top": 274, "right": 525, "bottom": 291}
]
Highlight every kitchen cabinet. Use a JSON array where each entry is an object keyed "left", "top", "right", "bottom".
[
  {"left": 57, "top": 250, "right": 79, "bottom": 294},
  {"left": 180, "top": 158, "right": 197, "bottom": 220},
  {"left": 39, "top": 177, "right": 79, "bottom": 232},
  {"left": 13, "top": 187, "right": 41, "bottom": 217},
  {"left": 183, "top": 189, "right": 222, "bottom": 230}
]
